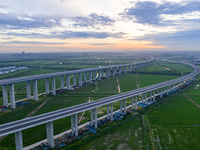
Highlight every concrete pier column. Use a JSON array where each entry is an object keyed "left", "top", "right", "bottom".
[
  {"left": 67, "top": 75, "right": 70, "bottom": 90},
  {"left": 128, "top": 66, "right": 131, "bottom": 72},
  {"left": 109, "top": 69, "right": 111, "bottom": 76},
  {"left": 45, "top": 78, "right": 49, "bottom": 94},
  {"left": 164, "top": 87, "right": 166, "bottom": 94},
  {"left": 79, "top": 72, "right": 82, "bottom": 86},
  {"left": 15, "top": 131, "right": 23, "bottom": 150},
  {"left": 73, "top": 74, "right": 77, "bottom": 86},
  {"left": 98, "top": 70, "right": 101, "bottom": 80},
  {"left": 145, "top": 93, "right": 147, "bottom": 103},
  {"left": 110, "top": 103, "right": 113, "bottom": 121},
  {"left": 93, "top": 71, "right": 96, "bottom": 80},
  {"left": 107, "top": 104, "right": 109, "bottom": 120},
  {"left": 153, "top": 90, "right": 155, "bottom": 101},
  {"left": 120, "top": 100, "right": 123, "bottom": 112},
  {"left": 167, "top": 86, "right": 169, "bottom": 95},
  {"left": 33, "top": 80, "right": 38, "bottom": 101},
  {"left": 157, "top": 88, "right": 159, "bottom": 95},
  {"left": 132, "top": 97, "right": 134, "bottom": 108},
  {"left": 71, "top": 115, "right": 75, "bottom": 135},
  {"left": 141, "top": 93, "right": 144, "bottom": 103},
  {"left": 89, "top": 71, "right": 92, "bottom": 83},
  {"left": 124, "top": 66, "right": 127, "bottom": 73},
  {"left": 119, "top": 67, "right": 122, "bottom": 75},
  {"left": 135, "top": 96, "right": 137, "bottom": 110},
  {"left": 46, "top": 121, "right": 54, "bottom": 148},
  {"left": 51, "top": 77, "right": 56, "bottom": 95},
  {"left": 160, "top": 88, "right": 163, "bottom": 98},
  {"left": 124, "top": 99, "right": 126, "bottom": 113},
  {"left": 2, "top": 85, "right": 8, "bottom": 107},
  {"left": 26, "top": 81, "right": 31, "bottom": 100},
  {"left": 113, "top": 68, "right": 116, "bottom": 76},
  {"left": 60, "top": 76, "right": 64, "bottom": 89},
  {"left": 75, "top": 114, "right": 78, "bottom": 137},
  {"left": 10, "top": 84, "right": 15, "bottom": 109},
  {"left": 150, "top": 91, "right": 152, "bottom": 101},
  {"left": 106, "top": 69, "right": 109, "bottom": 78},
  {"left": 91, "top": 109, "right": 94, "bottom": 126},
  {"left": 84, "top": 72, "right": 87, "bottom": 83},
  {"left": 94, "top": 108, "right": 97, "bottom": 128}
]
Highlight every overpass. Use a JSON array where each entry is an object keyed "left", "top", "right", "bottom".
[
  {"left": 0, "top": 60, "right": 199, "bottom": 150},
  {"left": 1, "top": 58, "right": 154, "bottom": 109}
]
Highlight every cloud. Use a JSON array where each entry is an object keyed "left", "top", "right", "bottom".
[
  {"left": 80, "top": 43, "right": 116, "bottom": 46},
  {"left": 72, "top": 13, "right": 115, "bottom": 28},
  {"left": 0, "top": 13, "right": 61, "bottom": 29},
  {"left": 1, "top": 41, "right": 68, "bottom": 45},
  {"left": 122, "top": 1, "right": 200, "bottom": 25},
  {"left": 4, "top": 31, "right": 124, "bottom": 39}
]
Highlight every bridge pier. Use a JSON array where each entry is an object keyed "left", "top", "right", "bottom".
[
  {"left": 2, "top": 85, "right": 8, "bottom": 107},
  {"left": 124, "top": 99, "right": 126, "bottom": 113},
  {"left": 110, "top": 103, "right": 113, "bottom": 121},
  {"left": 94, "top": 108, "right": 97, "bottom": 128},
  {"left": 89, "top": 72, "right": 92, "bottom": 83},
  {"left": 51, "top": 77, "right": 56, "bottom": 95},
  {"left": 93, "top": 71, "right": 96, "bottom": 80},
  {"left": 153, "top": 90, "right": 155, "bottom": 101},
  {"left": 67, "top": 75, "right": 70, "bottom": 90},
  {"left": 84, "top": 72, "right": 87, "bottom": 83},
  {"left": 124, "top": 66, "right": 127, "bottom": 73},
  {"left": 107, "top": 104, "right": 109, "bottom": 120},
  {"left": 135, "top": 96, "right": 137, "bottom": 110},
  {"left": 91, "top": 109, "right": 94, "bottom": 126},
  {"left": 141, "top": 93, "right": 144, "bottom": 103},
  {"left": 145, "top": 93, "right": 147, "bottom": 103},
  {"left": 98, "top": 70, "right": 101, "bottom": 80},
  {"left": 10, "top": 84, "right": 15, "bottom": 109},
  {"left": 73, "top": 74, "right": 77, "bottom": 86},
  {"left": 46, "top": 121, "right": 54, "bottom": 148},
  {"left": 79, "top": 73, "right": 82, "bottom": 86},
  {"left": 15, "top": 131, "right": 23, "bottom": 150},
  {"left": 75, "top": 114, "right": 78, "bottom": 137},
  {"left": 119, "top": 67, "right": 122, "bottom": 75},
  {"left": 120, "top": 100, "right": 123, "bottom": 112},
  {"left": 60, "top": 76, "right": 64, "bottom": 89},
  {"left": 26, "top": 81, "right": 31, "bottom": 100},
  {"left": 106, "top": 69, "right": 109, "bottom": 78},
  {"left": 71, "top": 115, "right": 75, "bottom": 135},
  {"left": 113, "top": 68, "right": 116, "bottom": 76},
  {"left": 132, "top": 97, "right": 134, "bottom": 108},
  {"left": 160, "top": 88, "right": 163, "bottom": 98},
  {"left": 45, "top": 78, "right": 50, "bottom": 94},
  {"left": 150, "top": 91, "right": 152, "bottom": 101}
]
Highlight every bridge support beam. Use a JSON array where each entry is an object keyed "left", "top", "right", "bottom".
[
  {"left": 160, "top": 88, "right": 163, "bottom": 98},
  {"left": 124, "top": 99, "right": 126, "bottom": 113},
  {"left": 106, "top": 69, "right": 109, "bottom": 78},
  {"left": 91, "top": 109, "right": 94, "bottom": 127},
  {"left": 2, "top": 85, "right": 8, "bottom": 107},
  {"left": 113, "top": 68, "right": 116, "bottom": 76},
  {"left": 73, "top": 74, "right": 77, "bottom": 86},
  {"left": 71, "top": 115, "right": 75, "bottom": 135},
  {"left": 51, "top": 77, "right": 56, "bottom": 95},
  {"left": 15, "top": 131, "right": 23, "bottom": 150},
  {"left": 79, "top": 73, "right": 82, "bottom": 86},
  {"left": 46, "top": 121, "right": 54, "bottom": 148},
  {"left": 135, "top": 96, "right": 137, "bottom": 110},
  {"left": 45, "top": 78, "right": 49, "bottom": 94},
  {"left": 10, "top": 84, "right": 15, "bottom": 109},
  {"left": 93, "top": 71, "right": 96, "bottom": 80},
  {"left": 84, "top": 72, "right": 87, "bottom": 83},
  {"left": 26, "top": 81, "right": 31, "bottom": 100},
  {"left": 67, "top": 75, "right": 70, "bottom": 90},
  {"left": 110, "top": 103, "right": 113, "bottom": 121},
  {"left": 124, "top": 66, "right": 127, "bottom": 73},
  {"left": 153, "top": 90, "right": 155, "bottom": 101},
  {"left": 150, "top": 91, "right": 152, "bottom": 101},
  {"left": 94, "top": 108, "right": 97, "bottom": 128},
  {"left": 60, "top": 76, "right": 64, "bottom": 89},
  {"left": 89, "top": 71, "right": 92, "bottom": 83},
  {"left": 107, "top": 104, "right": 109, "bottom": 120},
  {"left": 141, "top": 93, "right": 144, "bottom": 103}
]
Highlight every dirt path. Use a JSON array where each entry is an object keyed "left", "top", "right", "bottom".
[
  {"left": 116, "top": 77, "right": 121, "bottom": 93},
  {"left": 183, "top": 94, "right": 200, "bottom": 108},
  {"left": 78, "top": 97, "right": 91, "bottom": 123},
  {"left": 146, "top": 114, "right": 155, "bottom": 150}
]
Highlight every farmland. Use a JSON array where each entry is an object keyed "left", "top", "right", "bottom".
[{"left": 0, "top": 54, "right": 197, "bottom": 149}]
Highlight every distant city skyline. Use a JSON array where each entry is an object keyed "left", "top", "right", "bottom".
[{"left": 0, "top": 0, "right": 200, "bottom": 52}]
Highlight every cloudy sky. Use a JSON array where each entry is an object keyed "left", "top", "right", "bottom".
[{"left": 0, "top": 0, "right": 200, "bottom": 52}]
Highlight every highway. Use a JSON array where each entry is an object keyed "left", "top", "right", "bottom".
[
  {"left": 0, "top": 60, "right": 199, "bottom": 137},
  {"left": 0, "top": 59, "right": 154, "bottom": 86}
]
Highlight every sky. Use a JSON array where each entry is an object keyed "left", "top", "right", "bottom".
[{"left": 0, "top": 0, "right": 200, "bottom": 52}]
